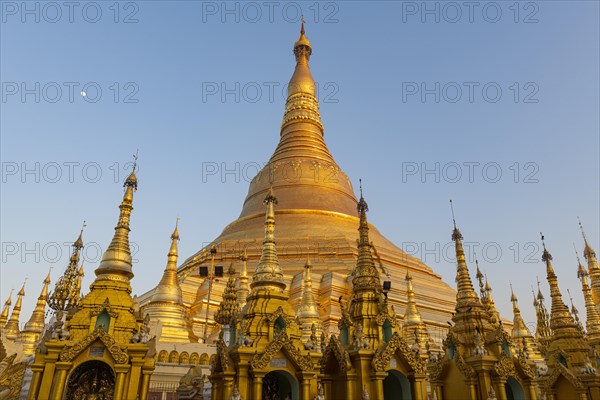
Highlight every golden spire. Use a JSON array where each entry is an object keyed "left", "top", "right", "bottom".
[
  {"left": 0, "top": 289, "right": 13, "bottom": 326},
  {"left": 352, "top": 181, "right": 381, "bottom": 291},
  {"left": 48, "top": 223, "right": 85, "bottom": 312},
  {"left": 151, "top": 219, "right": 183, "bottom": 304},
  {"left": 541, "top": 234, "right": 580, "bottom": 335},
  {"left": 4, "top": 280, "right": 26, "bottom": 339},
  {"left": 95, "top": 154, "right": 138, "bottom": 280},
  {"left": 403, "top": 271, "right": 423, "bottom": 325},
  {"left": 297, "top": 257, "right": 320, "bottom": 322},
  {"left": 575, "top": 247, "right": 600, "bottom": 342},
  {"left": 251, "top": 189, "right": 286, "bottom": 291},
  {"left": 237, "top": 249, "right": 250, "bottom": 308},
  {"left": 281, "top": 19, "right": 323, "bottom": 133},
  {"left": 22, "top": 269, "right": 51, "bottom": 334},
  {"left": 579, "top": 217, "right": 600, "bottom": 305},
  {"left": 567, "top": 289, "right": 585, "bottom": 334},
  {"left": 475, "top": 261, "right": 487, "bottom": 302},
  {"left": 484, "top": 274, "right": 500, "bottom": 324},
  {"left": 214, "top": 263, "right": 240, "bottom": 326},
  {"left": 450, "top": 201, "right": 479, "bottom": 307},
  {"left": 533, "top": 279, "right": 552, "bottom": 342},
  {"left": 73, "top": 262, "right": 85, "bottom": 303},
  {"left": 510, "top": 285, "right": 531, "bottom": 338}
]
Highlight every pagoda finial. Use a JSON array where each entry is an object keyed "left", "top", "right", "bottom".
[
  {"left": 0, "top": 289, "right": 13, "bottom": 326},
  {"left": 214, "top": 261, "right": 240, "bottom": 326},
  {"left": 579, "top": 217, "right": 597, "bottom": 259},
  {"left": 95, "top": 154, "right": 139, "bottom": 281},
  {"left": 352, "top": 182, "right": 380, "bottom": 291},
  {"left": 404, "top": 269, "right": 423, "bottom": 325},
  {"left": 567, "top": 288, "right": 584, "bottom": 333},
  {"left": 575, "top": 244, "right": 600, "bottom": 342},
  {"left": 237, "top": 248, "right": 250, "bottom": 308},
  {"left": 151, "top": 220, "right": 183, "bottom": 304},
  {"left": 449, "top": 201, "right": 478, "bottom": 307},
  {"left": 48, "top": 226, "right": 86, "bottom": 312},
  {"left": 282, "top": 20, "right": 322, "bottom": 132},
  {"left": 297, "top": 256, "right": 320, "bottom": 333},
  {"left": 74, "top": 220, "right": 86, "bottom": 249},
  {"left": 4, "top": 279, "right": 26, "bottom": 339},
  {"left": 541, "top": 236, "right": 580, "bottom": 336},
  {"left": 21, "top": 268, "right": 52, "bottom": 349},
  {"left": 251, "top": 189, "right": 285, "bottom": 290}
]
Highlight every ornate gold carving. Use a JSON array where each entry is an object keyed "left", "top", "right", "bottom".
[
  {"left": 250, "top": 330, "right": 313, "bottom": 371},
  {"left": 90, "top": 298, "right": 120, "bottom": 318},
  {"left": 266, "top": 306, "right": 296, "bottom": 327},
  {"left": 455, "top": 352, "right": 476, "bottom": 379},
  {"left": 320, "top": 334, "right": 351, "bottom": 373},
  {"left": 371, "top": 332, "right": 426, "bottom": 374},
  {"left": 543, "top": 363, "right": 584, "bottom": 392},
  {"left": 0, "top": 353, "right": 27, "bottom": 399},
  {"left": 427, "top": 357, "right": 448, "bottom": 381},
  {"left": 493, "top": 354, "right": 517, "bottom": 379},
  {"left": 60, "top": 327, "right": 129, "bottom": 364}
]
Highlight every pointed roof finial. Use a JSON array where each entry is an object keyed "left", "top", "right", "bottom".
[
  {"left": 541, "top": 232, "right": 552, "bottom": 262},
  {"left": 74, "top": 220, "right": 86, "bottom": 249},
  {"left": 357, "top": 179, "right": 368, "bottom": 214},
  {"left": 301, "top": 15, "right": 305, "bottom": 35},
  {"left": 172, "top": 217, "right": 180, "bottom": 241},
  {"left": 579, "top": 216, "right": 597, "bottom": 259},
  {"left": 124, "top": 150, "right": 139, "bottom": 189},
  {"left": 450, "top": 200, "right": 462, "bottom": 241}
]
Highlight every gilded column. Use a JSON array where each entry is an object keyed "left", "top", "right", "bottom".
[
  {"left": 114, "top": 364, "right": 130, "bottom": 399},
  {"left": 49, "top": 361, "right": 71, "bottom": 399},
  {"left": 26, "top": 365, "right": 44, "bottom": 400},
  {"left": 252, "top": 373, "right": 264, "bottom": 400}
]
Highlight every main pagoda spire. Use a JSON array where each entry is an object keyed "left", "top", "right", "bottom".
[{"left": 281, "top": 17, "right": 323, "bottom": 134}]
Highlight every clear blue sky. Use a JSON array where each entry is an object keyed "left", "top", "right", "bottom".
[{"left": 1, "top": 1, "right": 598, "bottom": 329}]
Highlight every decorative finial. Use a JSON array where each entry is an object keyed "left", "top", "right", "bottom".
[
  {"left": 541, "top": 232, "right": 552, "bottom": 262},
  {"left": 172, "top": 217, "right": 180, "bottom": 241},
  {"left": 450, "top": 200, "right": 462, "bottom": 241},
  {"left": 74, "top": 220, "right": 86, "bottom": 249},
  {"left": 579, "top": 216, "right": 597, "bottom": 259},
  {"left": 301, "top": 15, "right": 305, "bottom": 35},
  {"left": 124, "top": 151, "right": 139, "bottom": 189},
  {"left": 357, "top": 180, "right": 368, "bottom": 213},
  {"left": 264, "top": 186, "right": 278, "bottom": 205},
  {"left": 132, "top": 149, "right": 139, "bottom": 172},
  {"left": 450, "top": 199, "right": 457, "bottom": 229},
  {"left": 578, "top": 216, "right": 587, "bottom": 241}
]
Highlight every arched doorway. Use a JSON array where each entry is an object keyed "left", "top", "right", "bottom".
[
  {"left": 505, "top": 377, "right": 526, "bottom": 400},
  {"left": 262, "top": 370, "right": 299, "bottom": 400},
  {"left": 384, "top": 370, "right": 412, "bottom": 400},
  {"left": 65, "top": 360, "right": 115, "bottom": 399}
]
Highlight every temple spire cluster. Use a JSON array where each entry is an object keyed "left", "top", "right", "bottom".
[{"left": 5, "top": 23, "right": 600, "bottom": 400}]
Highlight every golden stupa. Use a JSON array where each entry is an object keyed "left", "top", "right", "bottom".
[{"left": 147, "top": 22, "right": 457, "bottom": 345}]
